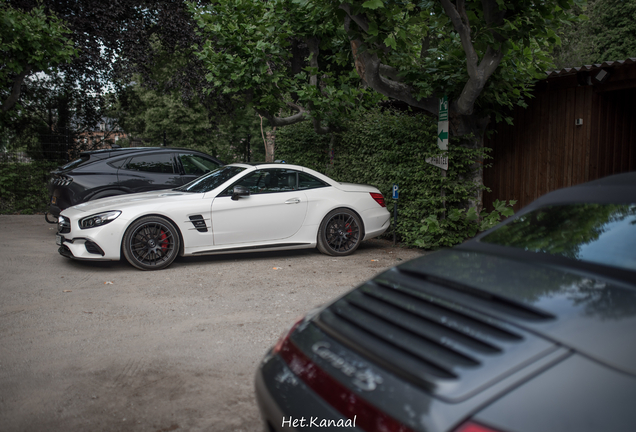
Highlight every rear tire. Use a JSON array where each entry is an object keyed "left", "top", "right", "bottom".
[
  {"left": 122, "top": 216, "right": 180, "bottom": 270},
  {"left": 317, "top": 208, "right": 362, "bottom": 256}
]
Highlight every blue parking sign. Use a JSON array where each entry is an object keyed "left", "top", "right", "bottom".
[{"left": 392, "top": 184, "right": 399, "bottom": 200}]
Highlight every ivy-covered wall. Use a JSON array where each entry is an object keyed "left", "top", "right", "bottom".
[{"left": 276, "top": 109, "right": 508, "bottom": 248}]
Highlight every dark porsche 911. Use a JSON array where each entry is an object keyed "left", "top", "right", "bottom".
[{"left": 255, "top": 172, "right": 636, "bottom": 432}]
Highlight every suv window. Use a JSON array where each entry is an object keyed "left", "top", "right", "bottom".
[
  {"left": 179, "top": 153, "right": 220, "bottom": 176},
  {"left": 59, "top": 156, "right": 91, "bottom": 171},
  {"left": 224, "top": 169, "right": 300, "bottom": 195},
  {"left": 124, "top": 153, "right": 174, "bottom": 173},
  {"left": 108, "top": 157, "right": 128, "bottom": 169}
]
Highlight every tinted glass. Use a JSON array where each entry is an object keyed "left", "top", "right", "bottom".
[
  {"left": 480, "top": 204, "right": 636, "bottom": 271},
  {"left": 298, "top": 172, "right": 328, "bottom": 189},
  {"left": 223, "top": 169, "right": 299, "bottom": 195},
  {"left": 125, "top": 153, "right": 174, "bottom": 173},
  {"left": 179, "top": 153, "right": 220, "bottom": 176},
  {"left": 108, "top": 157, "right": 128, "bottom": 169},
  {"left": 59, "top": 156, "right": 90, "bottom": 171},
  {"left": 175, "top": 166, "right": 246, "bottom": 193}
]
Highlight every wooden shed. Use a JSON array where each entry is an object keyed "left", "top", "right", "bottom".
[{"left": 483, "top": 58, "right": 636, "bottom": 211}]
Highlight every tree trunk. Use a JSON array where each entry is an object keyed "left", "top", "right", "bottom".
[
  {"left": 264, "top": 129, "right": 275, "bottom": 162},
  {"left": 450, "top": 113, "right": 490, "bottom": 213},
  {"left": 259, "top": 114, "right": 276, "bottom": 162}
]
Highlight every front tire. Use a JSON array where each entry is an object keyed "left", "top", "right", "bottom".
[
  {"left": 122, "top": 216, "right": 180, "bottom": 270},
  {"left": 317, "top": 208, "right": 362, "bottom": 256}
]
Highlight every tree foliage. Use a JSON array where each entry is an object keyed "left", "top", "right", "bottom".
[
  {"left": 0, "top": 2, "right": 76, "bottom": 115},
  {"left": 590, "top": 0, "right": 636, "bottom": 62},
  {"left": 4, "top": 1, "right": 245, "bottom": 161},
  {"left": 552, "top": 0, "right": 636, "bottom": 69},
  {"left": 192, "top": 0, "right": 582, "bottom": 135},
  {"left": 191, "top": 0, "right": 381, "bottom": 135}
]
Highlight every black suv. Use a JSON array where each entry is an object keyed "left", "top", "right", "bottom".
[{"left": 47, "top": 147, "right": 224, "bottom": 218}]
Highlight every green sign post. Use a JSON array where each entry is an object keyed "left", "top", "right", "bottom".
[{"left": 426, "top": 95, "right": 449, "bottom": 170}]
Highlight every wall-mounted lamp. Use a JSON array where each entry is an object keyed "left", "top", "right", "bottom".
[{"left": 594, "top": 69, "right": 610, "bottom": 84}]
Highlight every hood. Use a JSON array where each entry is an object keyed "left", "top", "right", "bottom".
[
  {"left": 398, "top": 249, "right": 636, "bottom": 376},
  {"left": 63, "top": 189, "right": 194, "bottom": 215}
]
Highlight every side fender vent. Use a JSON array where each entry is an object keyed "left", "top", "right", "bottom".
[{"left": 189, "top": 215, "right": 208, "bottom": 232}]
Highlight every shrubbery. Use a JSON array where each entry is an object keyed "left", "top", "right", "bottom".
[
  {"left": 0, "top": 161, "right": 57, "bottom": 214},
  {"left": 276, "top": 108, "right": 513, "bottom": 248}
]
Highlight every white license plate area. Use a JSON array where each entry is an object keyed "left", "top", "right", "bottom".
[{"left": 56, "top": 234, "right": 63, "bottom": 246}]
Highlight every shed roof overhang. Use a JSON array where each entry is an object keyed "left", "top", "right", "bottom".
[{"left": 539, "top": 58, "right": 636, "bottom": 92}]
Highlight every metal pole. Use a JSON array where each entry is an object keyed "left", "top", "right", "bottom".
[
  {"left": 393, "top": 201, "right": 398, "bottom": 246},
  {"left": 441, "top": 168, "right": 446, "bottom": 219}
]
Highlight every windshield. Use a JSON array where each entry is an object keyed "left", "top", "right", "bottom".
[
  {"left": 480, "top": 203, "right": 636, "bottom": 272},
  {"left": 175, "top": 166, "right": 246, "bottom": 193}
]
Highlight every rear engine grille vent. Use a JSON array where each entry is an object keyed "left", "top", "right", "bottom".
[
  {"left": 189, "top": 215, "right": 208, "bottom": 232},
  {"left": 58, "top": 216, "right": 71, "bottom": 234},
  {"left": 399, "top": 268, "right": 555, "bottom": 321},
  {"left": 314, "top": 268, "right": 556, "bottom": 401}
]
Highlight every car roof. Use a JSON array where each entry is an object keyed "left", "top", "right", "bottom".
[
  {"left": 519, "top": 171, "right": 636, "bottom": 213},
  {"left": 79, "top": 147, "right": 205, "bottom": 158}
]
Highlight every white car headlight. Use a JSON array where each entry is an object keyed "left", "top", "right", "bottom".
[{"left": 79, "top": 211, "right": 121, "bottom": 229}]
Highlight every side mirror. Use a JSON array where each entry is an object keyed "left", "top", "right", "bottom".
[{"left": 231, "top": 185, "right": 250, "bottom": 201}]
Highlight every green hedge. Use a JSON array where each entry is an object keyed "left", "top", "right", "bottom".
[
  {"left": 0, "top": 161, "right": 57, "bottom": 214},
  {"left": 276, "top": 109, "right": 511, "bottom": 248}
]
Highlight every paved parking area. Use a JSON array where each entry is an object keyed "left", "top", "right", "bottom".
[{"left": 0, "top": 215, "right": 424, "bottom": 431}]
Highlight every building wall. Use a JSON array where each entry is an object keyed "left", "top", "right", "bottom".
[{"left": 484, "top": 74, "right": 636, "bottom": 211}]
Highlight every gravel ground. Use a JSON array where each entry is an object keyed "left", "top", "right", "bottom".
[{"left": 0, "top": 215, "right": 425, "bottom": 432}]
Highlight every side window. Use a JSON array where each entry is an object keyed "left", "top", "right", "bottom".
[
  {"left": 108, "top": 157, "right": 128, "bottom": 169},
  {"left": 179, "top": 153, "right": 220, "bottom": 176},
  {"left": 298, "top": 172, "right": 328, "bottom": 190},
  {"left": 223, "top": 169, "right": 300, "bottom": 195},
  {"left": 124, "top": 153, "right": 175, "bottom": 174}
]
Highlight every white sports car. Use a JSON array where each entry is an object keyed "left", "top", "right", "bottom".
[{"left": 56, "top": 163, "right": 391, "bottom": 270}]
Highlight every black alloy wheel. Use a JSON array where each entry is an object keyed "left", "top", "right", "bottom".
[
  {"left": 317, "top": 208, "right": 362, "bottom": 256},
  {"left": 122, "top": 216, "right": 180, "bottom": 270}
]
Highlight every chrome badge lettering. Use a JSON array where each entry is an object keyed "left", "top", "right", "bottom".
[{"left": 312, "top": 342, "right": 383, "bottom": 391}]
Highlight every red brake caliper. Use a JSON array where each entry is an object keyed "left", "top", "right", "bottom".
[{"left": 160, "top": 230, "right": 168, "bottom": 251}]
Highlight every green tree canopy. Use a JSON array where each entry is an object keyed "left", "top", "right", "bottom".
[
  {"left": 552, "top": 0, "right": 636, "bottom": 69},
  {"left": 191, "top": 0, "right": 380, "bottom": 135},
  {"left": 192, "top": 0, "right": 583, "bottom": 135},
  {"left": 590, "top": 0, "right": 636, "bottom": 62},
  {"left": 0, "top": 2, "right": 76, "bottom": 114}
]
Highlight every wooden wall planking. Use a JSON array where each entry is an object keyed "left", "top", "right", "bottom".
[{"left": 483, "top": 86, "right": 636, "bottom": 212}]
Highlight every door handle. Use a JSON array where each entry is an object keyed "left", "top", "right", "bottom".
[{"left": 285, "top": 198, "right": 301, "bottom": 204}]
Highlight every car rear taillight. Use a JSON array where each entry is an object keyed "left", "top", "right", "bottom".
[
  {"left": 271, "top": 316, "right": 304, "bottom": 355},
  {"left": 370, "top": 192, "right": 386, "bottom": 207},
  {"left": 52, "top": 175, "right": 73, "bottom": 187},
  {"left": 454, "top": 421, "right": 505, "bottom": 432},
  {"left": 278, "top": 337, "right": 415, "bottom": 432}
]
